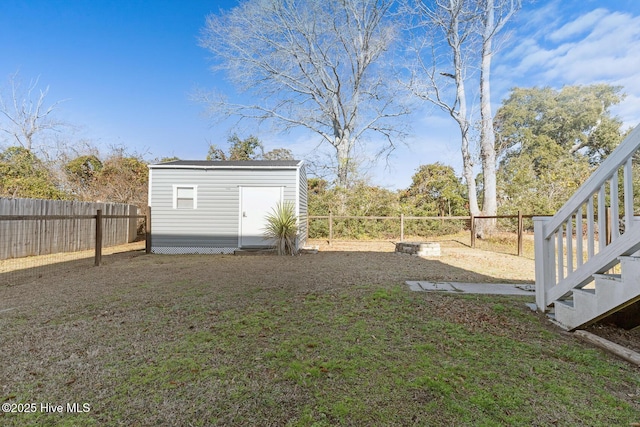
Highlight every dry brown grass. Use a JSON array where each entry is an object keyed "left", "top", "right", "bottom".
[
  {"left": 0, "top": 241, "right": 146, "bottom": 275},
  {"left": 1, "top": 239, "right": 639, "bottom": 426}
]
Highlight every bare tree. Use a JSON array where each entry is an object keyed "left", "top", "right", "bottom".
[
  {"left": 0, "top": 72, "right": 67, "bottom": 154},
  {"left": 403, "top": 0, "right": 481, "bottom": 217},
  {"left": 403, "top": 0, "right": 520, "bottom": 232},
  {"left": 478, "top": 0, "right": 521, "bottom": 222},
  {"left": 198, "top": 0, "right": 409, "bottom": 187}
]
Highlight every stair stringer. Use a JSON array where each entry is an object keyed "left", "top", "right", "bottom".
[{"left": 553, "top": 256, "right": 640, "bottom": 331}]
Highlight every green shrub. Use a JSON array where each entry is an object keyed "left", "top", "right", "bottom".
[{"left": 264, "top": 201, "right": 298, "bottom": 255}]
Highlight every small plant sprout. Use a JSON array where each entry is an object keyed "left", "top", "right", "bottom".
[{"left": 263, "top": 201, "right": 298, "bottom": 255}]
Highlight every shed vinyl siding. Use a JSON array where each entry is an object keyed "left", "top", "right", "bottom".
[
  {"left": 297, "top": 164, "right": 308, "bottom": 247},
  {"left": 149, "top": 166, "right": 300, "bottom": 251}
]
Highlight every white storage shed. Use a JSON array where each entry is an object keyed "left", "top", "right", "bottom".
[{"left": 148, "top": 160, "right": 307, "bottom": 254}]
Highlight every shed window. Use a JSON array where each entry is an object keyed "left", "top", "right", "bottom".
[{"left": 173, "top": 185, "right": 197, "bottom": 209}]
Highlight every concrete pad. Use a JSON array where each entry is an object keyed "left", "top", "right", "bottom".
[{"left": 406, "top": 281, "right": 535, "bottom": 296}]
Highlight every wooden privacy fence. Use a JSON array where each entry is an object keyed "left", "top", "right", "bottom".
[
  {"left": 0, "top": 210, "right": 150, "bottom": 266},
  {"left": 308, "top": 212, "right": 534, "bottom": 256},
  {"left": 0, "top": 198, "right": 148, "bottom": 264}
]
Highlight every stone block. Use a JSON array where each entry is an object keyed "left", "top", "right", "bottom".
[{"left": 395, "top": 241, "right": 440, "bottom": 257}]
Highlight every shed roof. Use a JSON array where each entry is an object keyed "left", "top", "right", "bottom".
[{"left": 149, "top": 160, "right": 303, "bottom": 169}]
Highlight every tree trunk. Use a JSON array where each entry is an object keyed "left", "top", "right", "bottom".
[
  {"left": 334, "top": 131, "right": 353, "bottom": 188},
  {"left": 477, "top": 0, "right": 498, "bottom": 238},
  {"left": 448, "top": 0, "right": 480, "bottom": 219},
  {"left": 461, "top": 130, "right": 480, "bottom": 217}
]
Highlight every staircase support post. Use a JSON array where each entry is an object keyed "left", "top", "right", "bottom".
[{"left": 534, "top": 216, "right": 553, "bottom": 312}]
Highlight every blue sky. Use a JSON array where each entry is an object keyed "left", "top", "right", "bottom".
[{"left": 1, "top": 0, "right": 640, "bottom": 190}]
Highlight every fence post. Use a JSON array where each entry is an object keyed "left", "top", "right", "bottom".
[
  {"left": 95, "top": 209, "right": 103, "bottom": 266},
  {"left": 517, "top": 210, "right": 523, "bottom": 256},
  {"left": 470, "top": 214, "right": 476, "bottom": 248},
  {"left": 329, "top": 211, "right": 333, "bottom": 246},
  {"left": 400, "top": 214, "right": 404, "bottom": 242},
  {"left": 145, "top": 206, "right": 152, "bottom": 254}
]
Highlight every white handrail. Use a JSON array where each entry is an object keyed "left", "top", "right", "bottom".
[
  {"left": 535, "top": 124, "right": 640, "bottom": 311},
  {"left": 542, "top": 125, "right": 640, "bottom": 240}
]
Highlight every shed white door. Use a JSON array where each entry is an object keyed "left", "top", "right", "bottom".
[{"left": 240, "top": 186, "right": 283, "bottom": 247}]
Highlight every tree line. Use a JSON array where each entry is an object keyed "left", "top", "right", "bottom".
[
  {"left": 1, "top": 81, "right": 633, "bottom": 224},
  {"left": 1, "top": 0, "right": 635, "bottom": 230},
  {"left": 0, "top": 145, "right": 150, "bottom": 208},
  {"left": 196, "top": 0, "right": 634, "bottom": 235}
]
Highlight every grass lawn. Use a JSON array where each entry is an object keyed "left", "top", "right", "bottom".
[{"left": 1, "top": 243, "right": 639, "bottom": 426}]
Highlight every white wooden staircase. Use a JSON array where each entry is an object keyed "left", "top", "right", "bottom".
[
  {"left": 534, "top": 125, "right": 640, "bottom": 331},
  {"left": 553, "top": 255, "right": 640, "bottom": 330}
]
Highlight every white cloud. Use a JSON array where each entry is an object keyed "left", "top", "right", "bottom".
[
  {"left": 515, "top": 1, "right": 564, "bottom": 40},
  {"left": 542, "top": 12, "right": 640, "bottom": 91},
  {"left": 496, "top": 6, "right": 640, "bottom": 127},
  {"left": 613, "top": 94, "right": 640, "bottom": 129},
  {"left": 383, "top": 2, "right": 640, "bottom": 186},
  {"left": 548, "top": 8, "right": 608, "bottom": 42}
]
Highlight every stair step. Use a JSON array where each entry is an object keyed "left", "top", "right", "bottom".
[
  {"left": 573, "top": 288, "right": 597, "bottom": 317},
  {"left": 619, "top": 256, "right": 640, "bottom": 283},
  {"left": 552, "top": 250, "right": 640, "bottom": 330},
  {"left": 555, "top": 299, "right": 574, "bottom": 309},
  {"left": 619, "top": 255, "right": 640, "bottom": 262},
  {"left": 593, "top": 273, "right": 622, "bottom": 283},
  {"left": 554, "top": 270, "right": 640, "bottom": 330},
  {"left": 553, "top": 299, "right": 575, "bottom": 330}
]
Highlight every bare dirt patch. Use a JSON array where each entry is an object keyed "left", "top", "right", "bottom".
[
  {"left": 0, "top": 240, "right": 146, "bottom": 275},
  {"left": 307, "top": 238, "right": 536, "bottom": 283},
  {"left": 585, "top": 323, "right": 640, "bottom": 354},
  {"left": 0, "top": 239, "right": 535, "bottom": 314}
]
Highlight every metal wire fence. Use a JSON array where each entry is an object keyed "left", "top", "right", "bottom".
[
  {"left": 0, "top": 211, "right": 148, "bottom": 286},
  {"left": 308, "top": 212, "right": 535, "bottom": 256}
]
